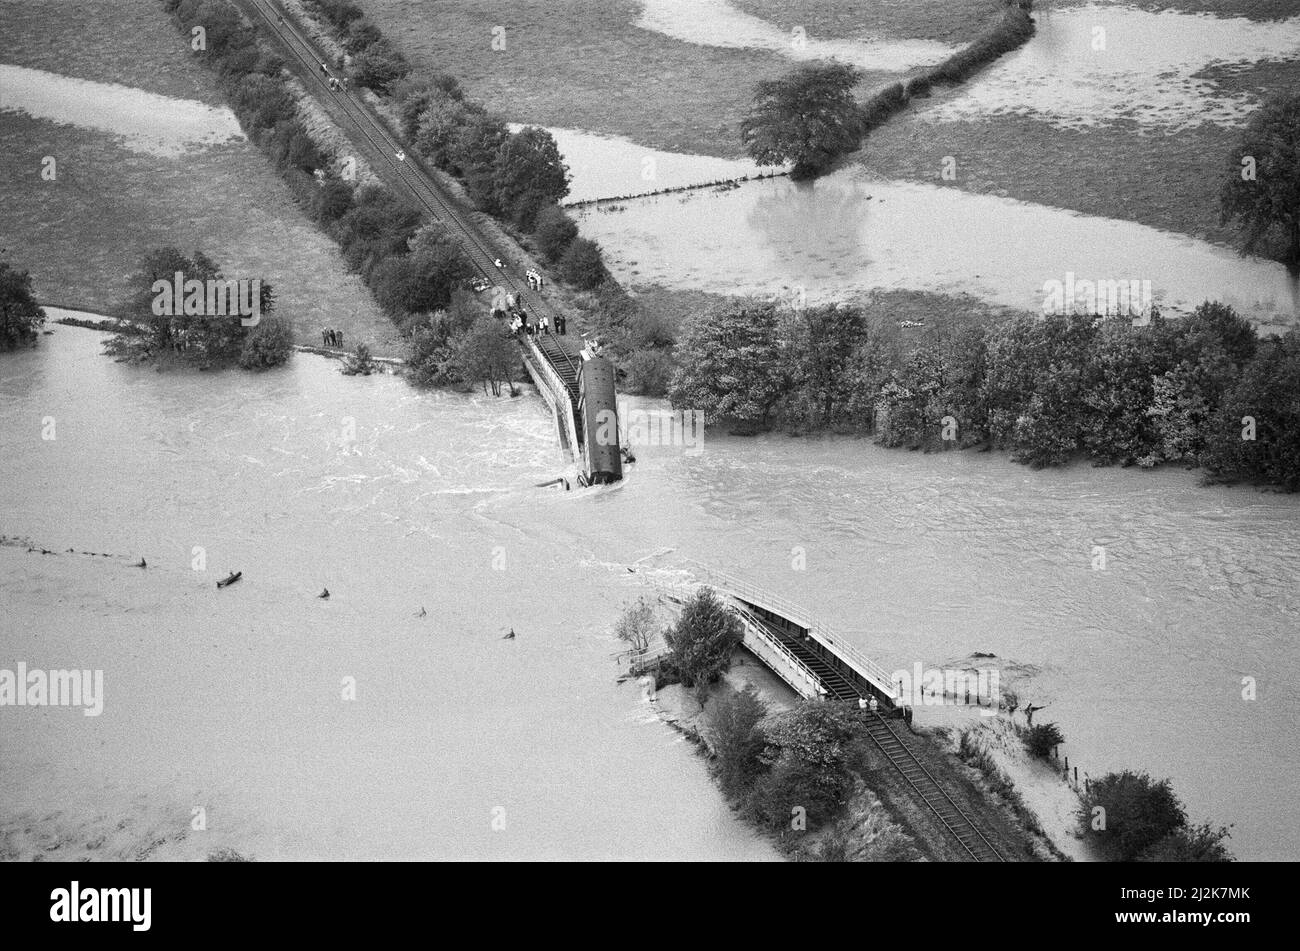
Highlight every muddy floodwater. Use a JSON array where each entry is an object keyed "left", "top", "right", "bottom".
[
  {"left": 575, "top": 163, "right": 1299, "bottom": 328},
  {"left": 0, "top": 64, "right": 244, "bottom": 156},
  {"left": 3, "top": 323, "right": 1299, "bottom": 859}
]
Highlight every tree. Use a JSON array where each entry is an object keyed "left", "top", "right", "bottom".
[
  {"left": 670, "top": 299, "right": 787, "bottom": 428},
  {"left": 415, "top": 96, "right": 482, "bottom": 171},
  {"left": 558, "top": 237, "right": 607, "bottom": 290},
  {"left": 663, "top": 587, "right": 744, "bottom": 701},
  {"left": 452, "top": 314, "right": 517, "bottom": 395},
  {"left": 613, "top": 597, "right": 660, "bottom": 653},
  {"left": 397, "top": 74, "right": 462, "bottom": 137},
  {"left": 740, "top": 63, "right": 864, "bottom": 179},
  {"left": 793, "top": 304, "right": 867, "bottom": 427},
  {"left": 448, "top": 110, "right": 511, "bottom": 208},
  {"left": 0, "top": 262, "right": 46, "bottom": 350},
  {"left": 1221, "top": 91, "right": 1300, "bottom": 265},
  {"left": 1201, "top": 329, "right": 1300, "bottom": 489},
  {"left": 335, "top": 185, "right": 422, "bottom": 279},
  {"left": 532, "top": 204, "right": 578, "bottom": 262},
  {"left": 490, "top": 127, "right": 571, "bottom": 230},
  {"left": 1079, "top": 770, "right": 1186, "bottom": 861},
  {"left": 707, "top": 685, "right": 770, "bottom": 799},
  {"left": 370, "top": 225, "right": 471, "bottom": 318}
]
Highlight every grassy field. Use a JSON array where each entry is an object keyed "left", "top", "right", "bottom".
[
  {"left": 1052, "top": 0, "right": 1300, "bottom": 18},
  {"left": 0, "top": 0, "right": 398, "bottom": 354},
  {"left": 351, "top": 0, "right": 936, "bottom": 156},
  {"left": 857, "top": 48, "right": 1300, "bottom": 247},
  {"left": 0, "top": 0, "right": 222, "bottom": 101},
  {"left": 732, "top": 0, "right": 1003, "bottom": 44}
]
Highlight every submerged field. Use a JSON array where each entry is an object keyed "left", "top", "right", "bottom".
[
  {"left": 0, "top": 0, "right": 396, "bottom": 354},
  {"left": 858, "top": 1, "right": 1300, "bottom": 245},
  {"left": 352, "top": 0, "right": 975, "bottom": 156}
]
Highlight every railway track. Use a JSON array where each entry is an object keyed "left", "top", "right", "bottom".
[
  {"left": 238, "top": 0, "right": 585, "bottom": 396},
  {"left": 743, "top": 611, "right": 1006, "bottom": 861},
  {"left": 861, "top": 711, "right": 1006, "bottom": 862}
]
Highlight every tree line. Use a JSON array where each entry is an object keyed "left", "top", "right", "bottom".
[{"left": 669, "top": 298, "right": 1300, "bottom": 490}]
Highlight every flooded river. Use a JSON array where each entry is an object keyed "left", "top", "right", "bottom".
[{"left": 3, "top": 324, "right": 1298, "bottom": 859}]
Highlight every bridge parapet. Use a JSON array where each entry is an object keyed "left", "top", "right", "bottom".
[{"left": 684, "top": 563, "right": 897, "bottom": 699}]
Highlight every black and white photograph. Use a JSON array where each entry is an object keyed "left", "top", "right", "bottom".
[{"left": 0, "top": 0, "right": 1296, "bottom": 920}]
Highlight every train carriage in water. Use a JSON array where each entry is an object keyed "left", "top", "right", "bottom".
[{"left": 578, "top": 354, "right": 622, "bottom": 485}]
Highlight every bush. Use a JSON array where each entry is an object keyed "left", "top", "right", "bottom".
[
  {"left": 663, "top": 587, "right": 744, "bottom": 699},
  {"left": 238, "top": 316, "right": 293, "bottom": 369},
  {"left": 706, "top": 685, "right": 770, "bottom": 799},
  {"left": 341, "top": 342, "right": 378, "bottom": 375},
  {"left": 1079, "top": 770, "right": 1186, "bottom": 861},
  {"left": 559, "top": 237, "right": 608, "bottom": 290},
  {"left": 353, "top": 39, "right": 409, "bottom": 93},
  {"left": 1023, "top": 722, "right": 1064, "bottom": 760},
  {"left": 1137, "top": 822, "right": 1233, "bottom": 862},
  {"left": 744, "top": 702, "right": 864, "bottom": 833},
  {"left": 532, "top": 204, "right": 579, "bottom": 262},
  {"left": 313, "top": 178, "right": 354, "bottom": 223}
]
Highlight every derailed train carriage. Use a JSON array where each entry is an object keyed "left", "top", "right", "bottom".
[{"left": 578, "top": 354, "right": 622, "bottom": 485}]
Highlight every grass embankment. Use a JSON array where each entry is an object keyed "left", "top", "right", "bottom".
[
  {"left": 0, "top": 0, "right": 394, "bottom": 354},
  {"left": 350, "top": 0, "right": 909, "bottom": 156}
]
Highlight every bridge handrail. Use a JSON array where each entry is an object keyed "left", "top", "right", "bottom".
[
  {"left": 728, "top": 603, "right": 825, "bottom": 700},
  {"left": 522, "top": 337, "right": 582, "bottom": 465},
  {"left": 643, "top": 578, "right": 826, "bottom": 700},
  {"left": 684, "top": 563, "right": 897, "bottom": 693}
]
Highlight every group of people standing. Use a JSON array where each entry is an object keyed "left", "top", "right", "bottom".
[
  {"left": 321, "top": 327, "right": 344, "bottom": 348},
  {"left": 525, "top": 268, "right": 544, "bottom": 291},
  {"left": 510, "top": 312, "right": 552, "bottom": 338}
]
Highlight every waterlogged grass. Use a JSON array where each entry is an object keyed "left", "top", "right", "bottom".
[
  {"left": 0, "top": 112, "right": 397, "bottom": 354},
  {"left": 351, "top": 0, "right": 911, "bottom": 156},
  {"left": 857, "top": 97, "right": 1299, "bottom": 250},
  {"left": 0, "top": 0, "right": 221, "bottom": 102},
  {"left": 0, "top": 0, "right": 398, "bottom": 354},
  {"left": 731, "top": 0, "right": 1002, "bottom": 44}
]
